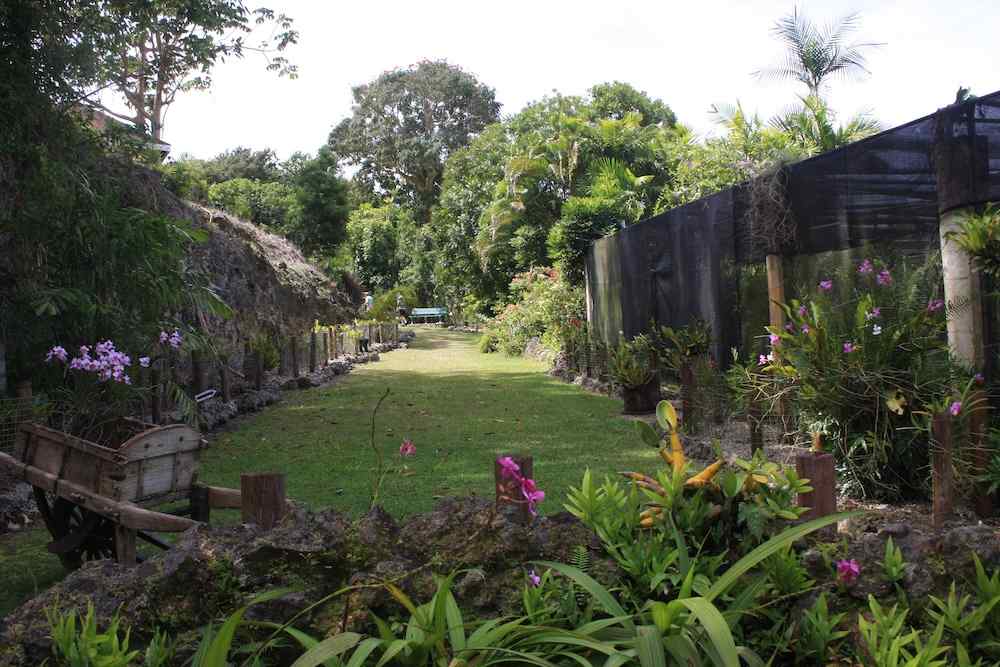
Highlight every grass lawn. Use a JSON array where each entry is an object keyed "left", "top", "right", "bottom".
[{"left": 0, "top": 327, "right": 657, "bottom": 616}]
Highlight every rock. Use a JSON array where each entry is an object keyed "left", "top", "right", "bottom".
[
  {"left": 0, "top": 497, "right": 616, "bottom": 666},
  {"left": 198, "top": 398, "right": 239, "bottom": 430},
  {"left": 941, "top": 525, "right": 1000, "bottom": 567},
  {"left": 879, "top": 523, "right": 911, "bottom": 539},
  {"left": 902, "top": 562, "right": 935, "bottom": 599},
  {"left": 522, "top": 338, "right": 554, "bottom": 363}
]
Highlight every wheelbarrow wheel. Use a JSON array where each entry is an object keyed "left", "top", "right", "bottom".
[{"left": 34, "top": 490, "right": 116, "bottom": 570}]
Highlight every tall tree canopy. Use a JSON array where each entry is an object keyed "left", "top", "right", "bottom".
[
  {"left": 88, "top": 0, "right": 298, "bottom": 141},
  {"left": 328, "top": 59, "right": 501, "bottom": 223}
]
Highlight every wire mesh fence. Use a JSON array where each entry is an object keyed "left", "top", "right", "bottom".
[{"left": 0, "top": 397, "right": 31, "bottom": 455}]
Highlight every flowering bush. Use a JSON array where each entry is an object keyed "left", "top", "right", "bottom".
[
  {"left": 480, "top": 268, "right": 585, "bottom": 357},
  {"left": 757, "top": 255, "right": 970, "bottom": 499}
]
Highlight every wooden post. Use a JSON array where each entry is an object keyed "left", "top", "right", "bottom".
[
  {"left": 291, "top": 336, "right": 300, "bottom": 377},
  {"left": 932, "top": 412, "right": 954, "bottom": 529},
  {"left": 796, "top": 433, "right": 837, "bottom": 539},
  {"left": 329, "top": 327, "right": 337, "bottom": 359},
  {"left": 219, "top": 357, "right": 231, "bottom": 402},
  {"left": 190, "top": 350, "right": 203, "bottom": 396},
  {"left": 150, "top": 365, "right": 162, "bottom": 424},
  {"left": 970, "top": 390, "right": 992, "bottom": 518},
  {"left": 495, "top": 454, "right": 534, "bottom": 524},
  {"left": 765, "top": 253, "right": 792, "bottom": 437},
  {"left": 190, "top": 484, "right": 211, "bottom": 523},
  {"left": 278, "top": 338, "right": 287, "bottom": 376},
  {"left": 322, "top": 330, "right": 329, "bottom": 365},
  {"left": 309, "top": 331, "right": 317, "bottom": 373},
  {"left": 114, "top": 525, "right": 137, "bottom": 566},
  {"left": 765, "top": 254, "right": 786, "bottom": 337},
  {"left": 241, "top": 472, "right": 287, "bottom": 529}
]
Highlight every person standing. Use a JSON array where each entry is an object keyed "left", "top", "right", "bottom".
[{"left": 396, "top": 292, "right": 409, "bottom": 324}]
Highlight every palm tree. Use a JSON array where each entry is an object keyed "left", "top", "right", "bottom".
[
  {"left": 771, "top": 94, "right": 881, "bottom": 154},
  {"left": 755, "top": 8, "right": 882, "bottom": 96},
  {"left": 587, "top": 157, "right": 653, "bottom": 225}
]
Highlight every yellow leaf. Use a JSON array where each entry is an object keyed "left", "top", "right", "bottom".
[{"left": 886, "top": 391, "right": 907, "bottom": 415}]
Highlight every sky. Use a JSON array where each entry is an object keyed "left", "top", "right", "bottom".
[{"left": 126, "top": 0, "right": 1000, "bottom": 160}]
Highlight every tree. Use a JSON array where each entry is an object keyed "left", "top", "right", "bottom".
[
  {"left": 91, "top": 1, "right": 298, "bottom": 141},
  {"left": 588, "top": 81, "right": 676, "bottom": 126},
  {"left": 345, "top": 203, "right": 407, "bottom": 292},
  {"left": 754, "top": 8, "right": 880, "bottom": 96},
  {"left": 771, "top": 94, "right": 880, "bottom": 154},
  {"left": 207, "top": 177, "right": 299, "bottom": 229},
  {"left": 328, "top": 60, "right": 500, "bottom": 223},
  {"left": 291, "top": 147, "right": 351, "bottom": 258},
  {"left": 203, "top": 146, "right": 282, "bottom": 183}
]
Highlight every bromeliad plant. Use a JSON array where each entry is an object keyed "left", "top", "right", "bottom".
[
  {"left": 608, "top": 334, "right": 657, "bottom": 389},
  {"left": 567, "top": 400, "right": 811, "bottom": 596}
]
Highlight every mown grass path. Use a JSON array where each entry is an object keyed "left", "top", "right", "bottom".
[
  {"left": 1, "top": 327, "right": 656, "bottom": 616},
  {"left": 200, "top": 327, "right": 656, "bottom": 516}
]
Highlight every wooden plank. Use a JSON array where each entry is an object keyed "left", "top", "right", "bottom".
[
  {"left": 241, "top": 473, "right": 287, "bottom": 529},
  {"left": 119, "top": 424, "right": 201, "bottom": 461},
  {"left": 18, "top": 423, "right": 121, "bottom": 464},
  {"left": 0, "top": 457, "right": 197, "bottom": 531},
  {"left": 205, "top": 484, "right": 242, "bottom": 509},
  {"left": 291, "top": 337, "right": 300, "bottom": 377}
]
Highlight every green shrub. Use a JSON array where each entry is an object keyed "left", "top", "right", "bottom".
[
  {"left": 608, "top": 335, "right": 656, "bottom": 388},
  {"left": 482, "top": 268, "right": 584, "bottom": 357},
  {"left": 750, "top": 254, "right": 971, "bottom": 499}
]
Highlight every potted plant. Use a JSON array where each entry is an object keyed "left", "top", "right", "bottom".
[{"left": 609, "top": 335, "right": 660, "bottom": 414}]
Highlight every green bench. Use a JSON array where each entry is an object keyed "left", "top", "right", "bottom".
[{"left": 410, "top": 307, "right": 447, "bottom": 323}]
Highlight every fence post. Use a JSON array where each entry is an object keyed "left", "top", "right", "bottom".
[
  {"left": 190, "top": 350, "right": 203, "bottom": 396},
  {"left": 150, "top": 364, "right": 162, "bottom": 424},
  {"left": 309, "top": 331, "right": 317, "bottom": 373},
  {"left": 291, "top": 336, "right": 300, "bottom": 377},
  {"left": 795, "top": 433, "right": 836, "bottom": 539},
  {"left": 932, "top": 412, "right": 954, "bottom": 528},
  {"left": 219, "top": 356, "right": 231, "bottom": 402},
  {"left": 495, "top": 454, "right": 534, "bottom": 524},
  {"left": 322, "top": 330, "right": 329, "bottom": 365},
  {"left": 241, "top": 472, "right": 287, "bottom": 529},
  {"left": 190, "top": 484, "right": 211, "bottom": 523}
]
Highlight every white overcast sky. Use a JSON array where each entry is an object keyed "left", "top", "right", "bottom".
[{"left": 140, "top": 0, "right": 1000, "bottom": 160}]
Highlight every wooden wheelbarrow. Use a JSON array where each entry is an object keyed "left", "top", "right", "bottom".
[{"left": 0, "top": 418, "right": 242, "bottom": 569}]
